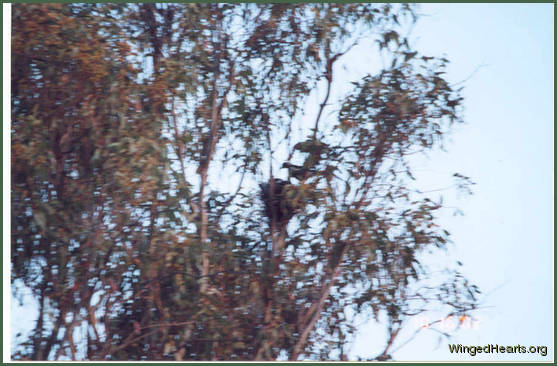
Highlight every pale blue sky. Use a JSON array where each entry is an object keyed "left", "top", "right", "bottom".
[
  {"left": 350, "top": 3, "right": 554, "bottom": 361},
  {"left": 6, "top": 3, "right": 554, "bottom": 362}
]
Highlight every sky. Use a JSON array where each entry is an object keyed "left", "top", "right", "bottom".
[
  {"left": 5, "top": 3, "right": 554, "bottom": 362},
  {"left": 348, "top": 3, "right": 554, "bottom": 361}
]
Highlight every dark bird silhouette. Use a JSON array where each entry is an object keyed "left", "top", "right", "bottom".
[{"left": 282, "top": 162, "right": 314, "bottom": 182}]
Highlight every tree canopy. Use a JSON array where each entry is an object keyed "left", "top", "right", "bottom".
[{"left": 11, "top": 3, "right": 478, "bottom": 361}]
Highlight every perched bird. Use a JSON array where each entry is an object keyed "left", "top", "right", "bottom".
[{"left": 282, "top": 162, "right": 314, "bottom": 182}]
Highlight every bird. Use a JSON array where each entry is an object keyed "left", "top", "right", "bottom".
[{"left": 282, "top": 162, "right": 314, "bottom": 182}]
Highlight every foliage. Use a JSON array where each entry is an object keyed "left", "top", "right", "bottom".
[{"left": 11, "top": 3, "right": 478, "bottom": 361}]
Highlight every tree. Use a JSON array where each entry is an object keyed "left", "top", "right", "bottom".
[{"left": 11, "top": 3, "right": 479, "bottom": 361}]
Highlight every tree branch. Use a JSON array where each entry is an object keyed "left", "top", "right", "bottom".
[
  {"left": 290, "top": 241, "right": 349, "bottom": 360},
  {"left": 312, "top": 40, "right": 357, "bottom": 140}
]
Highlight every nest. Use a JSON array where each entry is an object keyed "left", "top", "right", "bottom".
[{"left": 259, "top": 178, "right": 295, "bottom": 228}]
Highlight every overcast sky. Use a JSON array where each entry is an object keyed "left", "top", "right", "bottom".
[
  {"left": 349, "top": 3, "right": 553, "bottom": 361},
  {"left": 5, "top": 3, "right": 554, "bottom": 362}
]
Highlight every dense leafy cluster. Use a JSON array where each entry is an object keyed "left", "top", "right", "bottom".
[{"left": 11, "top": 3, "right": 478, "bottom": 361}]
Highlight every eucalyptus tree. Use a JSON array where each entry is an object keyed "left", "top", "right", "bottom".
[{"left": 11, "top": 3, "right": 478, "bottom": 360}]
